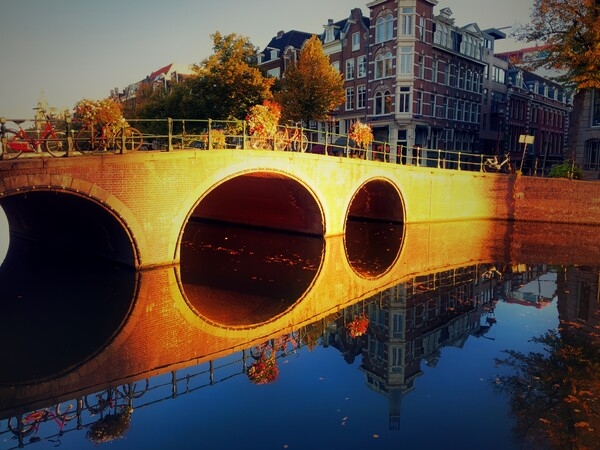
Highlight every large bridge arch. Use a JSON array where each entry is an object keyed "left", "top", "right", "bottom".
[{"left": 0, "top": 174, "right": 143, "bottom": 267}]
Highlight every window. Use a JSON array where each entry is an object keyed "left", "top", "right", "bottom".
[
  {"left": 398, "top": 86, "right": 411, "bottom": 113},
  {"left": 374, "top": 90, "right": 392, "bottom": 115},
  {"left": 432, "top": 60, "right": 438, "bottom": 83},
  {"left": 400, "top": 7, "right": 414, "bottom": 36},
  {"left": 415, "top": 91, "right": 423, "bottom": 115},
  {"left": 325, "top": 28, "right": 334, "bottom": 43},
  {"left": 593, "top": 89, "right": 600, "bottom": 126},
  {"left": 357, "top": 55, "right": 367, "bottom": 78},
  {"left": 266, "top": 67, "right": 280, "bottom": 78},
  {"left": 352, "top": 32, "right": 360, "bottom": 51},
  {"left": 345, "top": 87, "right": 354, "bottom": 110},
  {"left": 584, "top": 139, "right": 600, "bottom": 169},
  {"left": 270, "top": 49, "right": 278, "bottom": 59},
  {"left": 417, "top": 16, "right": 425, "bottom": 41},
  {"left": 345, "top": 58, "right": 355, "bottom": 80},
  {"left": 331, "top": 61, "right": 340, "bottom": 73},
  {"left": 375, "top": 13, "right": 394, "bottom": 43},
  {"left": 357, "top": 85, "right": 366, "bottom": 109},
  {"left": 399, "top": 47, "right": 412, "bottom": 75},
  {"left": 417, "top": 55, "right": 424, "bottom": 79},
  {"left": 375, "top": 51, "right": 393, "bottom": 79}
]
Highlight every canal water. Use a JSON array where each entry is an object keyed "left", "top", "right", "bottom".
[{"left": 0, "top": 219, "right": 599, "bottom": 450}]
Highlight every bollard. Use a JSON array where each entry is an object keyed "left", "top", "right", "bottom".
[
  {"left": 0, "top": 117, "right": 6, "bottom": 160},
  {"left": 65, "top": 113, "right": 73, "bottom": 157},
  {"left": 167, "top": 118, "right": 173, "bottom": 152}
]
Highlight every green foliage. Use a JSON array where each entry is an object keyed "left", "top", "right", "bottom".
[
  {"left": 275, "top": 35, "right": 345, "bottom": 125},
  {"left": 547, "top": 161, "right": 584, "bottom": 179}
]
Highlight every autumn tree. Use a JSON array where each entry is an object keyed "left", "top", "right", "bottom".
[
  {"left": 514, "top": 0, "right": 600, "bottom": 157},
  {"left": 188, "top": 32, "right": 274, "bottom": 120},
  {"left": 275, "top": 35, "right": 345, "bottom": 125},
  {"left": 494, "top": 330, "right": 600, "bottom": 449}
]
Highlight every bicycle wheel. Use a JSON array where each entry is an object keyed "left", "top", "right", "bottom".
[
  {"left": 273, "top": 131, "right": 287, "bottom": 151},
  {"left": 55, "top": 400, "right": 78, "bottom": 421},
  {"left": 115, "top": 127, "right": 142, "bottom": 151},
  {"left": 250, "top": 135, "right": 267, "bottom": 150},
  {"left": 75, "top": 128, "right": 94, "bottom": 153},
  {"left": 121, "top": 379, "right": 150, "bottom": 399},
  {"left": 8, "top": 414, "right": 38, "bottom": 435},
  {"left": 45, "top": 132, "right": 68, "bottom": 157},
  {"left": 299, "top": 133, "right": 309, "bottom": 152},
  {"left": 2, "top": 129, "right": 25, "bottom": 159}
]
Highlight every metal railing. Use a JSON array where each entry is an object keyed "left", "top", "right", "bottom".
[{"left": 0, "top": 115, "right": 534, "bottom": 174}]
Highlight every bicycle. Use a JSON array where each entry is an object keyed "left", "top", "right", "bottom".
[
  {"left": 274, "top": 123, "right": 308, "bottom": 152},
  {"left": 8, "top": 402, "right": 76, "bottom": 447},
  {"left": 249, "top": 133, "right": 274, "bottom": 150},
  {"left": 75, "top": 122, "right": 143, "bottom": 153},
  {"left": 1, "top": 109, "right": 67, "bottom": 159},
  {"left": 85, "top": 380, "right": 149, "bottom": 416},
  {"left": 482, "top": 152, "right": 514, "bottom": 173}
]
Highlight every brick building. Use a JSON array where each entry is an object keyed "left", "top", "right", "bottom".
[{"left": 258, "top": 0, "right": 572, "bottom": 168}]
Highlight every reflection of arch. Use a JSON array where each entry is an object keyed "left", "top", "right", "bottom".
[{"left": 0, "top": 229, "right": 138, "bottom": 385}]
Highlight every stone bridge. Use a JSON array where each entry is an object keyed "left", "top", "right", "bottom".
[{"left": 1, "top": 149, "right": 599, "bottom": 269}]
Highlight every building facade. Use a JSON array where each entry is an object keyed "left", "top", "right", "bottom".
[{"left": 257, "top": 0, "right": 573, "bottom": 169}]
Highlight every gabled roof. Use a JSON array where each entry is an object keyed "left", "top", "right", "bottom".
[
  {"left": 259, "top": 30, "right": 315, "bottom": 62},
  {"left": 321, "top": 8, "right": 370, "bottom": 43},
  {"left": 149, "top": 64, "right": 173, "bottom": 82}
]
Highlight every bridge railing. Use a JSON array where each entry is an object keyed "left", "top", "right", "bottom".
[{"left": 1, "top": 115, "right": 509, "bottom": 174}]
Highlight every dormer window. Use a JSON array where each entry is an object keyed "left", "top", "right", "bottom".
[
  {"left": 270, "top": 49, "right": 279, "bottom": 59},
  {"left": 325, "top": 28, "right": 335, "bottom": 43}
]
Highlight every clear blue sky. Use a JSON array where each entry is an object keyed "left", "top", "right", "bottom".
[{"left": 0, "top": 0, "right": 533, "bottom": 119}]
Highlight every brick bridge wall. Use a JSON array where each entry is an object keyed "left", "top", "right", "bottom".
[{"left": 0, "top": 150, "right": 599, "bottom": 269}]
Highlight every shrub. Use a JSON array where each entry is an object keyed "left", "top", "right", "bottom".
[{"left": 547, "top": 162, "right": 583, "bottom": 180}]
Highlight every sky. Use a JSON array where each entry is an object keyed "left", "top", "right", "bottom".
[{"left": 0, "top": 0, "right": 534, "bottom": 120}]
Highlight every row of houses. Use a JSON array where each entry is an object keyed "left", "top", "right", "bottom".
[
  {"left": 119, "top": 0, "right": 599, "bottom": 177},
  {"left": 257, "top": 1, "right": 577, "bottom": 174}
]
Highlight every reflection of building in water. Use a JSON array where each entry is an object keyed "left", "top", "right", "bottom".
[
  {"left": 353, "top": 264, "right": 504, "bottom": 431},
  {"left": 503, "top": 264, "right": 554, "bottom": 308},
  {"left": 556, "top": 266, "right": 600, "bottom": 344}
]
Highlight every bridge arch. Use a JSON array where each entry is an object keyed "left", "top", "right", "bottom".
[
  {"left": 0, "top": 174, "right": 143, "bottom": 267},
  {"left": 182, "top": 168, "right": 326, "bottom": 236},
  {"left": 344, "top": 177, "right": 406, "bottom": 279},
  {"left": 176, "top": 169, "right": 326, "bottom": 329}
]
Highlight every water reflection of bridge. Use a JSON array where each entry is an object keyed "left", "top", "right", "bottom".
[{"left": 2, "top": 219, "right": 600, "bottom": 420}]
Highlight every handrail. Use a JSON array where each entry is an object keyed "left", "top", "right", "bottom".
[{"left": 0, "top": 114, "right": 527, "bottom": 174}]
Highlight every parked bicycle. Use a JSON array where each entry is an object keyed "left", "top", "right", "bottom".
[
  {"left": 274, "top": 123, "right": 308, "bottom": 152},
  {"left": 483, "top": 152, "right": 514, "bottom": 173},
  {"left": 1, "top": 108, "right": 67, "bottom": 159},
  {"left": 75, "top": 121, "right": 143, "bottom": 153}
]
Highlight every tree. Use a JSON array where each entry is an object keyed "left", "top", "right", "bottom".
[
  {"left": 189, "top": 32, "right": 274, "bottom": 120},
  {"left": 514, "top": 0, "right": 600, "bottom": 157},
  {"left": 494, "top": 330, "right": 600, "bottom": 449},
  {"left": 275, "top": 35, "right": 345, "bottom": 125}
]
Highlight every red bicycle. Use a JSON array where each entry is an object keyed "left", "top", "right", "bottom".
[
  {"left": 8, "top": 402, "right": 77, "bottom": 446},
  {"left": 1, "top": 109, "right": 67, "bottom": 159}
]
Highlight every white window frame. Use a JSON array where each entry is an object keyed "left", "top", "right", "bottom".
[
  {"left": 345, "top": 58, "right": 355, "bottom": 80},
  {"left": 352, "top": 32, "right": 360, "bottom": 51}
]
